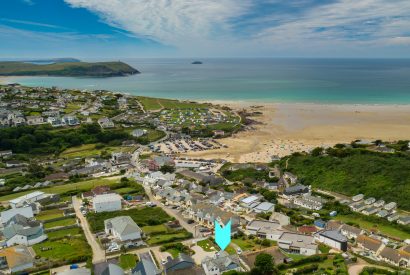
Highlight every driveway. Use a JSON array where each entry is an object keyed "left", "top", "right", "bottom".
[
  {"left": 72, "top": 196, "right": 106, "bottom": 263},
  {"left": 191, "top": 245, "right": 216, "bottom": 264}
]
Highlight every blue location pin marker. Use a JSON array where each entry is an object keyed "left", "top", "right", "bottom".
[{"left": 214, "top": 219, "right": 231, "bottom": 251}]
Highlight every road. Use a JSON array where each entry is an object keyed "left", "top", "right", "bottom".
[
  {"left": 143, "top": 186, "right": 198, "bottom": 236},
  {"left": 72, "top": 196, "right": 106, "bottom": 263}
]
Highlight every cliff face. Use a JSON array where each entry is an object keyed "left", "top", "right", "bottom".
[{"left": 0, "top": 61, "right": 140, "bottom": 77}]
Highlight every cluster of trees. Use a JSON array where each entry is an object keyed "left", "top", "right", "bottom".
[
  {"left": 0, "top": 124, "right": 131, "bottom": 155},
  {"left": 225, "top": 253, "right": 278, "bottom": 275},
  {"left": 280, "top": 147, "right": 410, "bottom": 211}
]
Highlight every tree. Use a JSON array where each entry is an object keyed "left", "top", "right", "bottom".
[
  {"left": 160, "top": 165, "right": 175, "bottom": 173},
  {"left": 253, "top": 253, "right": 276, "bottom": 275},
  {"left": 311, "top": 147, "right": 323, "bottom": 156}
]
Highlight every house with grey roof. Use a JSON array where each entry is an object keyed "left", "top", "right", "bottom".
[
  {"left": 315, "top": 230, "right": 348, "bottom": 252},
  {"left": 132, "top": 258, "right": 161, "bottom": 275},
  {"left": 252, "top": 202, "right": 275, "bottom": 213},
  {"left": 283, "top": 184, "right": 309, "bottom": 198},
  {"left": 100, "top": 263, "right": 124, "bottom": 275},
  {"left": 3, "top": 220, "right": 47, "bottom": 247},
  {"left": 278, "top": 232, "right": 318, "bottom": 256},
  {"left": 164, "top": 253, "right": 195, "bottom": 272},
  {"left": 201, "top": 251, "right": 241, "bottom": 275},
  {"left": 340, "top": 224, "right": 364, "bottom": 239},
  {"left": 246, "top": 219, "right": 283, "bottom": 240},
  {"left": 104, "top": 216, "right": 143, "bottom": 244}
]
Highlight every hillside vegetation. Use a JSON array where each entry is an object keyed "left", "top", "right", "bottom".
[
  {"left": 0, "top": 61, "right": 139, "bottom": 77},
  {"left": 279, "top": 147, "right": 410, "bottom": 211}
]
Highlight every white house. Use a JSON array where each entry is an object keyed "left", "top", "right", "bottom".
[
  {"left": 3, "top": 223, "right": 47, "bottom": 247},
  {"left": 1, "top": 207, "right": 34, "bottom": 224},
  {"left": 315, "top": 230, "right": 348, "bottom": 252},
  {"left": 246, "top": 219, "right": 283, "bottom": 240},
  {"left": 0, "top": 245, "right": 35, "bottom": 273},
  {"left": 201, "top": 251, "right": 241, "bottom": 275},
  {"left": 340, "top": 224, "right": 363, "bottom": 239},
  {"left": 93, "top": 194, "right": 122, "bottom": 213},
  {"left": 278, "top": 232, "right": 318, "bottom": 256},
  {"left": 9, "top": 191, "right": 46, "bottom": 208},
  {"left": 104, "top": 216, "right": 142, "bottom": 243}
]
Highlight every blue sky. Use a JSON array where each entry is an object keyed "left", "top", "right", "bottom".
[{"left": 1, "top": 0, "right": 409, "bottom": 58}]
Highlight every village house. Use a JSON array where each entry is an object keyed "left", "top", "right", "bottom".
[
  {"left": 315, "top": 230, "right": 348, "bottom": 252},
  {"left": 104, "top": 216, "right": 143, "bottom": 245},
  {"left": 82, "top": 185, "right": 113, "bottom": 199},
  {"left": 282, "top": 184, "right": 309, "bottom": 198},
  {"left": 189, "top": 202, "right": 240, "bottom": 231},
  {"left": 9, "top": 191, "right": 48, "bottom": 209},
  {"left": 1, "top": 206, "right": 34, "bottom": 225},
  {"left": 384, "top": 202, "right": 397, "bottom": 211},
  {"left": 148, "top": 156, "right": 175, "bottom": 171},
  {"left": 378, "top": 246, "right": 402, "bottom": 267},
  {"left": 164, "top": 253, "right": 195, "bottom": 273},
  {"left": 246, "top": 219, "right": 283, "bottom": 240},
  {"left": 98, "top": 117, "right": 115, "bottom": 128},
  {"left": 278, "top": 232, "right": 318, "bottom": 256},
  {"left": 93, "top": 194, "right": 122, "bottom": 213},
  {"left": 356, "top": 235, "right": 383, "bottom": 255},
  {"left": 26, "top": 115, "right": 44, "bottom": 125},
  {"left": 3, "top": 215, "right": 47, "bottom": 247},
  {"left": 0, "top": 245, "right": 35, "bottom": 273},
  {"left": 340, "top": 224, "right": 364, "bottom": 239},
  {"left": 201, "top": 251, "right": 241, "bottom": 275},
  {"left": 293, "top": 195, "right": 324, "bottom": 210},
  {"left": 352, "top": 194, "right": 364, "bottom": 202}
]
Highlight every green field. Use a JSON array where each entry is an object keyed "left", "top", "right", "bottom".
[
  {"left": 147, "top": 231, "right": 192, "bottom": 245},
  {"left": 87, "top": 207, "right": 172, "bottom": 233},
  {"left": 47, "top": 227, "right": 82, "bottom": 239},
  {"left": 33, "top": 237, "right": 91, "bottom": 262},
  {"left": 335, "top": 214, "right": 410, "bottom": 240},
  {"left": 0, "top": 177, "right": 119, "bottom": 202},
  {"left": 197, "top": 239, "right": 217, "bottom": 252},
  {"left": 141, "top": 224, "right": 168, "bottom": 235},
  {"left": 37, "top": 209, "right": 64, "bottom": 221},
  {"left": 60, "top": 143, "right": 134, "bottom": 158},
  {"left": 44, "top": 217, "right": 77, "bottom": 229},
  {"left": 231, "top": 238, "right": 262, "bottom": 251},
  {"left": 138, "top": 97, "right": 208, "bottom": 111}
]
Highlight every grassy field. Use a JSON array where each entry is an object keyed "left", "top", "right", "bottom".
[
  {"left": 119, "top": 254, "right": 138, "bottom": 270},
  {"left": 197, "top": 239, "right": 217, "bottom": 252},
  {"left": 147, "top": 231, "right": 192, "bottom": 245},
  {"left": 60, "top": 143, "right": 134, "bottom": 158},
  {"left": 0, "top": 177, "right": 119, "bottom": 202},
  {"left": 87, "top": 207, "right": 172, "bottom": 233},
  {"left": 138, "top": 97, "right": 208, "bottom": 111},
  {"left": 37, "top": 209, "right": 64, "bottom": 221},
  {"left": 335, "top": 214, "right": 410, "bottom": 240},
  {"left": 141, "top": 224, "right": 168, "bottom": 235},
  {"left": 44, "top": 217, "right": 77, "bottom": 229},
  {"left": 47, "top": 227, "right": 82, "bottom": 239},
  {"left": 231, "top": 238, "right": 261, "bottom": 251},
  {"left": 32, "top": 237, "right": 91, "bottom": 262}
]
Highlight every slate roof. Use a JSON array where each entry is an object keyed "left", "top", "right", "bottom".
[
  {"left": 3, "top": 223, "right": 44, "bottom": 240},
  {"left": 379, "top": 246, "right": 401, "bottom": 263},
  {"left": 202, "top": 251, "right": 240, "bottom": 273},
  {"left": 164, "top": 253, "right": 195, "bottom": 271},
  {"left": 101, "top": 263, "right": 125, "bottom": 275},
  {"left": 0, "top": 245, "right": 34, "bottom": 270},
  {"left": 104, "top": 216, "right": 142, "bottom": 237},
  {"left": 357, "top": 235, "right": 382, "bottom": 252},
  {"left": 132, "top": 259, "right": 161, "bottom": 275}
]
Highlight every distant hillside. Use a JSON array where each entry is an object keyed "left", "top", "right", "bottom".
[
  {"left": 0, "top": 61, "right": 139, "bottom": 77},
  {"left": 279, "top": 147, "right": 410, "bottom": 211}
]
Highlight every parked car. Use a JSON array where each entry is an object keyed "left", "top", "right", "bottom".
[{"left": 187, "top": 219, "right": 195, "bottom": 224}]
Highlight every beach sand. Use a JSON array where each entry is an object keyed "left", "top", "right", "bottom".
[{"left": 183, "top": 101, "right": 410, "bottom": 163}]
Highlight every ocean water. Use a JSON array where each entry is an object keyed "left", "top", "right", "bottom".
[{"left": 4, "top": 58, "right": 410, "bottom": 104}]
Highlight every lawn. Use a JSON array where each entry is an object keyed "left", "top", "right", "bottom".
[
  {"left": 44, "top": 217, "right": 76, "bottom": 229},
  {"left": 197, "top": 239, "right": 217, "bottom": 252},
  {"left": 87, "top": 207, "right": 172, "bottom": 233},
  {"left": 33, "top": 237, "right": 91, "bottom": 262},
  {"left": 114, "top": 187, "right": 140, "bottom": 195},
  {"left": 141, "top": 224, "right": 168, "bottom": 235},
  {"left": 165, "top": 248, "right": 180, "bottom": 258},
  {"left": 0, "top": 177, "right": 119, "bottom": 202},
  {"left": 335, "top": 215, "right": 410, "bottom": 240},
  {"left": 60, "top": 143, "right": 134, "bottom": 158},
  {"left": 232, "top": 238, "right": 259, "bottom": 251},
  {"left": 147, "top": 231, "right": 192, "bottom": 245},
  {"left": 119, "top": 254, "right": 138, "bottom": 270},
  {"left": 36, "top": 209, "right": 64, "bottom": 221},
  {"left": 47, "top": 227, "right": 82, "bottom": 239}
]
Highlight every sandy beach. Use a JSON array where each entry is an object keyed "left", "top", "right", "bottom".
[{"left": 183, "top": 101, "right": 410, "bottom": 163}]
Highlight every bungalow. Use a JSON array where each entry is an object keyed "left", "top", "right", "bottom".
[
  {"left": 0, "top": 245, "right": 35, "bottom": 273},
  {"left": 364, "top": 197, "right": 376, "bottom": 205},
  {"left": 352, "top": 194, "right": 364, "bottom": 202},
  {"left": 278, "top": 232, "right": 318, "bottom": 256},
  {"left": 283, "top": 184, "right": 309, "bottom": 198},
  {"left": 378, "top": 246, "right": 401, "bottom": 267},
  {"left": 202, "top": 251, "right": 241, "bottom": 275},
  {"left": 1, "top": 206, "right": 34, "bottom": 225},
  {"left": 373, "top": 200, "right": 385, "bottom": 208},
  {"left": 9, "top": 191, "right": 47, "bottom": 208},
  {"left": 293, "top": 195, "right": 323, "bottom": 210},
  {"left": 362, "top": 206, "right": 380, "bottom": 216},
  {"left": 315, "top": 230, "right": 348, "bottom": 252},
  {"left": 93, "top": 194, "right": 122, "bottom": 213},
  {"left": 104, "top": 216, "right": 143, "bottom": 244},
  {"left": 397, "top": 216, "right": 410, "bottom": 225},
  {"left": 384, "top": 202, "right": 397, "bottom": 211},
  {"left": 246, "top": 219, "right": 282, "bottom": 240},
  {"left": 240, "top": 195, "right": 261, "bottom": 208},
  {"left": 26, "top": 115, "right": 44, "bottom": 125},
  {"left": 376, "top": 210, "right": 390, "bottom": 218},
  {"left": 387, "top": 214, "right": 400, "bottom": 222},
  {"left": 189, "top": 202, "right": 240, "bottom": 230},
  {"left": 350, "top": 202, "right": 367, "bottom": 212},
  {"left": 340, "top": 224, "right": 363, "bottom": 239},
  {"left": 98, "top": 117, "right": 115, "bottom": 128},
  {"left": 164, "top": 253, "right": 195, "bottom": 273},
  {"left": 356, "top": 235, "right": 383, "bottom": 255},
  {"left": 252, "top": 202, "right": 275, "bottom": 213},
  {"left": 131, "top": 257, "right": 161, "bottom": 275}
]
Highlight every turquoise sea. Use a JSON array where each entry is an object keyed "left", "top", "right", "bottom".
[{"left": 3, "top": 58, "right": 410, "bottom": 104}]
